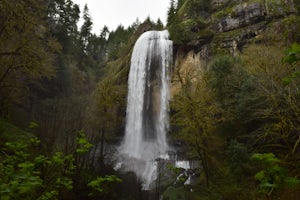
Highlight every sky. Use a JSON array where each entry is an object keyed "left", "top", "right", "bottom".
[{"left": 72, "top": 0, "right": 170, "bottom": 34}]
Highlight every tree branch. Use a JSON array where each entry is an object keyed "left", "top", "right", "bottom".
[{"left": 0, "top": 47, "right": 22, "bottom": 57}]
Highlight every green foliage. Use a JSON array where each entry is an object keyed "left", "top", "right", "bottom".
[
  {"left": 167, "top": 0, "right": 213, "bottom": 45},
  {"left": 171, "top": 63, "right": 225, "bottom": 186},
  {"left": 91, "top": 79, "right": 127, "bottom": 138},
  {"left": 208, "top": 56, "right": 235, "bottom": 95},
  {"left": 0, "top": 119, "right": 34, "bottom": 143},
  {"left": 167, "top": 0, "right": 177, "bottom": 26},
  {"left": 226, "top": 140, "right": 251, "bottom": 174},
  {"left": 186, "top": 0, "right": 211, "bottom": 17},
  {"left": 29, "top": 121, "right": 39, "bottom": 129},
  {"left": 283, "top": 43, "right": 300, "bottom": 64},
  {"left": 80, "top": 4, "right": 93, "bottom": 51},
  {"left": 240, "top": 44, "right": 300, "bottom": 176},
  {"left": 177, "top": 0, "right": 186, "bottom": 9},
  {"left": 1, "top": 0, "right": 143, "bottom": 199},
  {"left": 1, "top": 142, "right": 65, "bottom": 199},
  {"left": 171, "top": 42, "right": 300, "bottom": 197},
  {"left": 1, "top": 0, "right": 299, "bottom": 199},
  {"left": 282, "top": 43, "right": 300, "bottom": 85},
  {"left": 0, "top": 128, "right": 97, "bottom": 200},
  {"left": 162, "top": 186, "right": 186, "bottom": 200},
  {"left": 87, "top": 175, "right": 122, "bottom": 197},
  {"left": 76, "top": 130, "right": 93, "bottom": 154},
  {"left": 48, "top": 0, "right": 80, "bottom": 38},
  {"left": 107, "top": 24, "right": 135, "bottom": 61},
  {"left": 0, "top": 0, "right": 59, "bottom": 115},
  {"left": 0, "top": 139, "right": 43, "bottom": 199},
  {"left": 167, "top": 164, "right": 183, "bottom": 174},
  {"left": 156, "top": 18, "right": 164, "bottom": 30},
  {"left": 251, "top": 153, "right": 300, "bottom": 196},
  {"left": 207, "top": 55, "right": 246, "bottom": 112},
  {"left": 169, "top": 18, "right": 213, "bottom": 44}
]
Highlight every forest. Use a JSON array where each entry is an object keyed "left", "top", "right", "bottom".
[{"left": 0, "top": 0, "right": 300, "bottom": 199}]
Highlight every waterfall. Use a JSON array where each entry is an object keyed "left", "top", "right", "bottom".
[{"left": 118, "top": 30, "right": 173, "bottom": 189}]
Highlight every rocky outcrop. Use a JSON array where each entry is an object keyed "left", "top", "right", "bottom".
[
  {"left": 171, "top": 0, "right": 298, "bottom": 91},
  {"left": 215, "top": 3, "right": 264, "bottom": 32},
  {"left": 171, "top": 45, "right": 209, "bottom": 97},
  {"left": 212, "top": 21, "right": 267, "bottom": 55},
  {"left": 212, "top": 0, "right": 296, "bottom": 32}
]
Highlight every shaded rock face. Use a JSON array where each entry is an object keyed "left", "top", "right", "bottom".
[
  {"left": 171, "top": 45, "right": 209, "bottom": 97},
  {"left": 218, "top": 3, "right": 265, "bottom": 32},
  {"left": 213, "top": 1, "right": 296, "bottom": 32},
  {"left": 217, "top": 21, "right": 267, "bottom": 55}
]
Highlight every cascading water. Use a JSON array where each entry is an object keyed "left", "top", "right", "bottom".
[{"left": 118, "top": 30, "right": 173, "bottom": 189}]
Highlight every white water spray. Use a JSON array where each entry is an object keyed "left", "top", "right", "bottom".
[{"left": 118, "top": 30, "right": 172, "bottom": 189}]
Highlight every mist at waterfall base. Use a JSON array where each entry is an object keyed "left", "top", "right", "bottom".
[{"left": 116, "top": 30, "right": 173, "bottom": 190}]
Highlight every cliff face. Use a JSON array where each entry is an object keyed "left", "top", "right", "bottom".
[
  {"left": 212, "top": 0, "right": 295, "bottom": 32},
  {"left": 171, "top": 0, "right": 299, "bottom": 95}
]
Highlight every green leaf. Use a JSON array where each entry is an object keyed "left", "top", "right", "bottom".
[
  {"left": 76, "top": 131, "right": 93, "bottom": 154},
  {"left": 282, "top": 77, "right": 292, "bottom": 85},
  {"left": 284, "top": 177, "right": 300, "bottom": 187},
  {"left": 0, "top": 195, "right": 10, "bottom": 200},
  {"left": 55, "top": 177, "right": 73, "bottom": 190},
  {"left": 51, "top": 152, "right": 64, "bottom": 164},
  {"left": 255, "top": 170, "right": 265, "bottom": 181},
  {"left": 28, "top": 121, "right": 39, "bottom": 129},
  {"left": 18, "top": 162, "right": 34, "bottom": 171},
  {"left": 283, "top": 43, "right": 300, "bottom": 64},
  {"left": 260, "top": 182, "right": 278, "bottom": 188}
]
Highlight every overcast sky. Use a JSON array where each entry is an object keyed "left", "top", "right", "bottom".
[{"left": 72, "top": 0, "right": 170, "bottom": 34}]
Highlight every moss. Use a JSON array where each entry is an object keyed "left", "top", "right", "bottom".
[
  {"left": 263, "top": 15, "right": 300, "bottom": 44},
  {"left": 105, "top": 52, "right": 131, "bottom": 85},
  {"left": 199, "top": 29, "right": 215, "bottom": 38},
  {"left": 196, "top": 29, "right": 215, "bottom": 44},
  {"left": 265, "top": 0, "right": 295, "bottom": 17},
  {"left": 211, "top": 0, "right": 263, "bottom": 20},
  {"left": 177, "top": 0, "right": 190, "bottom": 20},
  {"left": 213, "top": 7, "right": 234, "bottom": 19},
  {"left": 169, "top": 16, "right": 213, "bottom": 45}
]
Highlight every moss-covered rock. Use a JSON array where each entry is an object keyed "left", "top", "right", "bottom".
[
  {"left": 211, "top": 1, "right": 265, "bottom": 32},
  {"left": 211, "top": 0, "right": 296, "bottom": 32},
  {"left": 169, "top": 17, "right": 213, "bottom": 46}
]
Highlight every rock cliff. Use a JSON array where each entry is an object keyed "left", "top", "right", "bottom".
[{"left": 170, "top": 0, "right": 299, "bottom": 95}]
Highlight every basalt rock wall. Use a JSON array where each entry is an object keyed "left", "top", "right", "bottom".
[{"left": 171, "top": 0, "right": 299, "bottom": 95}]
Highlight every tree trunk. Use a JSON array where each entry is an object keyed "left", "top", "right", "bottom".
[
  {"left": 98, "top": 129, "right": 105, "bottom": 171},
  {"left": 197, "top": 146, "right": 209, "bottom": 187}
]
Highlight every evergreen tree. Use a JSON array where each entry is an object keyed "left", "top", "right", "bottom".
[
  {"left": 47, "top": 0, "right": 80, "bottom": 53},
  {"left": 156, "top": 18, "right": 164, "bottom": 30},
  {"left": 167, "top": 0, "right": 177, "bottom": 26},
  {"left": 100, "top": 25, "right": 109, "bottom": 39},
  {"left": 80, "top": 4, "right": 93, "bottom": 51},
  {"left": 177, "top": 0, "right": 185, "bottom": 8},
  {"left": 131, "top": 18, "right": 141, "bottom": 31}
]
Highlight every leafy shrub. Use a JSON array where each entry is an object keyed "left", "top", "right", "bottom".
[
  {"left": 87, "top": 175, "right": 122, "bottom": 197},
  {"left": 0, "top": 129, "right": 94, "bottom": 200},
  {"left": 251, "top": 153, "right": 300, "bottom": 197}
]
